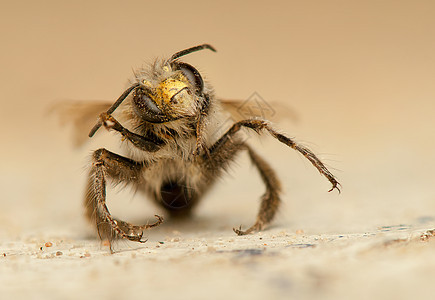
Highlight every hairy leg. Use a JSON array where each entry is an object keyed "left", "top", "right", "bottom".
[
  {"left": 99, "top": 112, "right": 165, "bottom": 152},
  {"left": 207, "top": 119, "right": 340, "bottom": 235},
  {"left": 233, "top": 146, "right": 282, "bottom": 235},
  {"left": 209, "top": 119, "right": 340, "bottom": 192},
  {"left": 204, "top": 138, "right": 281, "bottom": 235},
  {"left": 85, "top": 148, "right": 163, "bottom": 250}
]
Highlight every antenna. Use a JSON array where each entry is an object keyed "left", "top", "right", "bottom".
[
  {"left": 88, "top": 83, "right": 140, "bottom": 137},
  {"left": 169, "top": 44, "right": 216, "bottom": 62}
]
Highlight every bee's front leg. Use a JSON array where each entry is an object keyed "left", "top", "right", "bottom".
[
  {"left": 99, "top": 112, "right": 164, "bottom": 152},
  {"left": 99, "top": 112, "right": 125, "bottom": 133}
]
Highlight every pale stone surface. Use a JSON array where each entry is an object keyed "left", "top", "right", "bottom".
[{"left": 1, "top": 1, "right": 435, "bottom": 299}]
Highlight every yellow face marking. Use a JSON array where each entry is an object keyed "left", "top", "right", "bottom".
[
  {"left": 154, "top": 74, "right": 190, "bottom": 107},
  {"left": 147, "top": 73, "right": 196, "bottom": 118}
]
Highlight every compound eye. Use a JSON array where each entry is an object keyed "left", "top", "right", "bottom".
[
  {"left": 133, "top": 87, "right": 168, "bottom": 123},
  {"left": 172, "top": 62, "right": 204, "bottom": 93}
]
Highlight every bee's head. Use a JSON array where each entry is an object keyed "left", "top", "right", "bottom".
[
  {"left": 132, "top": 44, "right": 216, "bottom": 123},
  {"left": 88, "top": 44, "right": 216, "bottom": 137},
  {"left": 132, "top": 61, "right": 207, "bottom": 123}
]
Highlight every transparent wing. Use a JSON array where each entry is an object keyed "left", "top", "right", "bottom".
[
  {"left": 49, "top": 100, "right": 111, "bottom": 146},
  {"left": 219, "top": 99, "right": 299, "bottom": 123}
]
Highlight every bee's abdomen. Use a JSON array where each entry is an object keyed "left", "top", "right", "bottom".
[{"left": 159, "top": 180, "right": 197, "bottom": 217}]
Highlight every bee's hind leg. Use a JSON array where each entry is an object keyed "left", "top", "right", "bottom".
[
  {"left": 204, "top": 134, "right": 281, "bottom": 235},
  {"left": 85, "top": 148, "right": 163, "bottom": 251},
  {"left": 233, "top": 145, "right": 282, "bottom": 235}
]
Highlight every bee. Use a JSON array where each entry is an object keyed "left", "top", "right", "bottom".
[{"left": 81, "top": 44, "right": 340, "bottom": 250}]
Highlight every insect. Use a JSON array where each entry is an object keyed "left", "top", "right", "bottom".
[{"left": 83, "top": 44, "right": 340, "bottom": 249}]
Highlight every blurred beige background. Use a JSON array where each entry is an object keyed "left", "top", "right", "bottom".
[{"left": 1, "top": 1, "right": 435, "bottom": 299}]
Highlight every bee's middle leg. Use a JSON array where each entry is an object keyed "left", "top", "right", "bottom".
[{"left": 85, "top": 148, "right": 163, "bottom": 248}]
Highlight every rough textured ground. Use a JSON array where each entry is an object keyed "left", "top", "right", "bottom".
[
  {"left": 1, "top": 1, "right": 435, "bottom": 299},
  {"left": 2, "top": 222, "right": 435, "bottom": 299}
]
